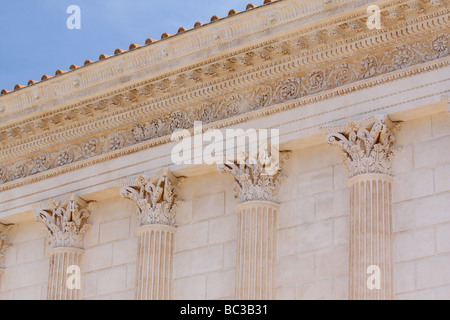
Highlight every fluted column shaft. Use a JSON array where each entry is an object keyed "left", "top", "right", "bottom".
[
  {"left": 349, "top": 174, "right": 393, "bottom": 300},
  {"left": 323, "top": 115, "right": 401, "bottom": 300},
  {"left": 236, "top": 201, "right": 278, "bottom": 300},
  {"left": 218, "top": 151, "right": 290, "bottom": 300},
  {"left": 136, "top": 225, "right": 175, "bottom": 300},
  {"left": 47, "top": 247, "right": 83, "bottom": 300},
  {"left": 34, "top": 193, "right": 92, "bottom": 300},
  {"left": 118, "top": 167, "right": 181, "bottom": 300}
]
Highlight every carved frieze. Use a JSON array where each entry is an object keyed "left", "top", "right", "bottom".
[{"left": 0, "top": 33, "right": 447, "bottom": 187}]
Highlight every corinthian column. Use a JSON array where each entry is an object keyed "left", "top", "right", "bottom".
[
  {"left": 219, "top": 151, "right": 290, "bottom": 300},
  {"left": 34, "top": 193, "right": 92, "bottom": 300},
  {"left": 0, "top": 223, "right": 13, "bottom": 275},
  {"left": 322, "top": 115, "right": 401, "bottom": 300},
  {"left": 0, "top": 223, "right": 12, "bottom": 300},
  {"left": 118, "top": 167, "right": 181, "bottom": 300}
]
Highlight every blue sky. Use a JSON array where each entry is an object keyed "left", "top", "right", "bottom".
[{"left": 0, "top": 0, "right": 254, "bottom": 91}]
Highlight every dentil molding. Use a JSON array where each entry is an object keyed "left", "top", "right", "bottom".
[{"left": 0, "top": 0, "right": 448, "bottom": 191}]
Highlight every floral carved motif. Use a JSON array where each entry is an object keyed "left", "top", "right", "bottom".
[
  {"left": 33, "top": 194, "right": 93, "bottom": 249},
  {"left": 322, "top": 116, "right": 402, "bottom": 177},
  {"left": 118, "top": 168, "right": 181, "bottom": 227},
  {"left": 218, "top": 151, "right": 291, "bottom": 203},
  {"left": 0, "top": 33, "right": 448, "bottom": 186},
  {"left": 0, "top": 223, "right": 13, "bottom": 271}
]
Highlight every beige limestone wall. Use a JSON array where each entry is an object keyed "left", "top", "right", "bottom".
[
  {"left": 1, "top": 111, "right": 449, "bottom": 300},
  {"left": 173, "top": 171, "right": 240, "bottom": 300},
  {"left": 0, "top": 172, "right": 240, "bottom": 300},
  {"left": 0, "top": 197, "right": 139, "bottom": 300},
  {"left": 392, "top": 111, "right": 450, "bottom": 300},
  {"left": 0, "top": 220, "right": 49, "bottom": 299},
  {"left": 276, "top": 143, "right": 350, "bottom": 300},
  {"left": 80, "top": 197, "right": 138, "bottom": 300}
]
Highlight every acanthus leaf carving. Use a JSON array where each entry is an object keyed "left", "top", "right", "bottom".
[
  {"left": 118, "top": 167, "right": 182, "bottom": 227},
  {"left": 33, "top": 193, "right": 93, "bottom": 249},
  {"left": 322, "top": 115, "right": 402, "bottom": 177},
  {"left": 218, "top": 151, "right": 291, "bottom": 203},
  {"left": 0, "top": 223, "right": 13, "bottom": 272}
]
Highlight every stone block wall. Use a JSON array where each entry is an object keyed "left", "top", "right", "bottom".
[
  {"left": 0, "top": 113, "right": 449, "bottom": 300},
  {"left": 392, "top": 111, "right": 450, "bottom": 300}
]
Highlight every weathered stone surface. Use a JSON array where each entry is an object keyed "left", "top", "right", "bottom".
[{"left": 1, "top": 0, "right": 449, "bottom": 301}]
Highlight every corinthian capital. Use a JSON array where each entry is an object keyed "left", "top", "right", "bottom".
[
  {"left": 33, "top": 194, "right": 92, "bottom": 249},
  {"left": 0, "top": 223, "right": 13, "bottom": 272},
  {"left": 118, "top": 167, "right": 181, "bottom": 227},
  {"left": 218, "top": 151, "right": 290, "bottom": 203},
  {"left": 322, "top": 115, "right": 402, "bottom": 177}
]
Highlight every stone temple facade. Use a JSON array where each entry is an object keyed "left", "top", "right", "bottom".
[{"left": 0, "top": 0, "right": 449, "bottom": 300}]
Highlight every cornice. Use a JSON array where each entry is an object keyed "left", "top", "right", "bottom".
[
  {"left": 0, "top": 0, "right": 367, "bottom": 117},
  {"left": 0, "top": 55, "right": 447, "bottom": 193},
  {"left": 1, "top": 4, "right": 448, "bottom": 162},
  {"left": 0, "top": 0, "right": 448, "bottom": 191},
  {"left": 0, "top": 0, "right": 445, "bottom": 129}
]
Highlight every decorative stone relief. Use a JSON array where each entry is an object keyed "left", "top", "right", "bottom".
[
  {"left": 0, "top": 223, "right": 13, "bottom": 272},
  {"left": 0, "top": 33, "right": 447, "bottom": 186},
  {"left": 118, "top": 167, "right": 181, "bottom": 227},
  {"left": 322, "top": 115, "right": 402, "bottom": 177},
  {"left": 218, "top": 151, "right": 290, "bottom": 203},
  {"left": 33, "top": 194, "right": 93, "bottom": 249},
  {"left": 322, "top": 115, "right": 401, "bottom": 299}
]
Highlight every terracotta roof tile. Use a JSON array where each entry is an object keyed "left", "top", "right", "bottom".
[
  {"left": 129, "top": 43, "right": 142, "bottom": 50},
  {"left": 194, "top": 21, "right": 204, "bottom": 28},
  {"left": 0, "top": 1, "right": 271, "bottom": 96},
  {"left": 210, "top": 15, "right": 221, "bottom": 22},
  {"left": 114, "top": 48, "right": 125, "bottom": 55},
  {"left": 55, "top": 69, "right": 67, "bottom": 76}
]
